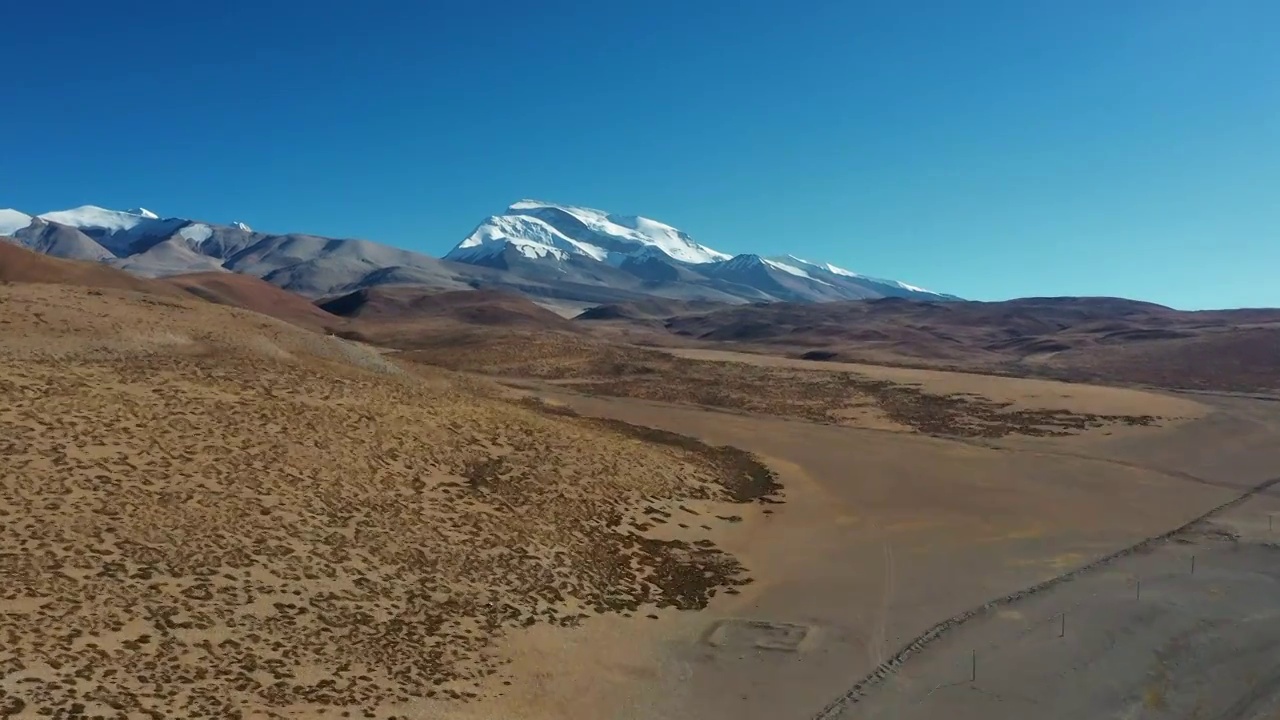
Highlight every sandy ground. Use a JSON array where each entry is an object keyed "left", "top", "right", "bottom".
[
  {"left": 416, "top": 336, "right": 1204, "bottom": 441},
  {"left": 661, "top": 346, "right": 1207, "bottom": 419},
  {"left": 850, "top": 490, "right": 1280, "bottom": 720},
  {"left": 478, "top": 381, "right": 1280, "bottom": 720}
]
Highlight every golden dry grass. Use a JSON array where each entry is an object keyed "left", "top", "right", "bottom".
[
  {"left": 402, "top": 334, "right": 1202, "bottom": 439},
  {"left": 0, "top": 284, "right": 777, "bottom": 718}
]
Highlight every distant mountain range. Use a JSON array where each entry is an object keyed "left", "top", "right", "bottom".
[{"left": 0, "top": 200, "right": 957, "bottom": 304}]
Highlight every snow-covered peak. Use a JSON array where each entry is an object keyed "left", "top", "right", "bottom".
[
  {"left": 451, "top": 214, "right": 608, "bottom": 264},
  {"left": 36, "top": 205, "right": 187, "bottom": 257},
  {"left": 449, "top": 224, "right": 572, "bottom": 262},
  {"left": 39, "top": 205, "right": 156, "bottom": 232},
  {"left": 231, "top": 221, "right": 252, "bottom": 232},
  {"left": 504, "top": 199, "right": 731, "bottom": 265},
  {"left": 0, "top": 209, "right": 33, "bottom": 236}
]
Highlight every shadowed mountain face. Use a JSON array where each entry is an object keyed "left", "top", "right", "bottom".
[
  {"left": 319, "top": 286, "right": 576, "bottom": 329},
  {"left": 5, "top": 219, "right": 114, "bottom": 262},
  {"left": 317, "top": 286, "right": 583, "bottom": 349}
]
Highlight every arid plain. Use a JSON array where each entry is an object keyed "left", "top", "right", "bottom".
[{"left": 4, "top": 249, "right": 1280, "bottom": 719}]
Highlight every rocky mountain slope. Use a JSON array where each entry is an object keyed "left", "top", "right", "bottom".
[
  {"left": 2, "top": 201, "right": 955, "bottom": 305},
  {"left": 2, "top": 205, "right": 478, "bottom": 297}
]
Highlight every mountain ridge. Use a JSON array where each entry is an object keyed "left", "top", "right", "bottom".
[{"left": 2, "top": 200, "right": 956, "bottom": 305}]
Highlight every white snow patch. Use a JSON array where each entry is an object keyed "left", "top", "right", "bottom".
[
  {"left": 507, "top": 199, "right": 732, "bottom": 264},
  {"left": 127, "top": 208, "right": 159, "bottom": 219},
  {"left": 0, "top": 209, "right": 32, "bottom": 236},
  {"left": 889, "top": 280, "right": 932, "bottom": 293},
  {"left": 775, "top": 254, "right": 862, "bottom": 278},
  {"left": 508, "top": 238, "right": 569, "bottom": 261},
  {"left": 178, "top": 223, "right": 213, "bottom": 244},
  {"left": 39, "top": 205, "right": 152, "bottom": 232},
  {"left": 451, "top": 214, "right": 605, "bottom": 263},
  {"left": 762, "top": 258, "right": 834, "bottom": 286},
  {"left": 231, "top": 221, "right": 252, "bottom": 232},
  {"left": 762, "top": 258, "right": 810, "bottom": 278},
  {"left": 781, "top": 254, "right": 937, "bottom": 293}
]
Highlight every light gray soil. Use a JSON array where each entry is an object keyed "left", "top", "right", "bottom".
[{"left": 845, "top": 496, "right": 1280, "bottom": 720}]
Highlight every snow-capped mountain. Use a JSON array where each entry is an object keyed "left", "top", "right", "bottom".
[
  {"left": 446, "top": 200, "right": 953, "bottom": 303},
  {"left": 448, "top": 200, "right": 732, "bottom": 267},
  {"left": 2, "top": 200, "right": 957, "bottom": 304},
  {"left": 35, "top": 206, "right": 188, "bottom": 257},
  {"left": 1, "top": 205, "right": 480, "bottom": 297}
]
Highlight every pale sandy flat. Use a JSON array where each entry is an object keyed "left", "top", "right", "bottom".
[
  {"left": 663, "top": 347, "right": 1208, "bottom": 419},
  {"left": 461, "top": 382, "right": 1280, "bottom": 720}
]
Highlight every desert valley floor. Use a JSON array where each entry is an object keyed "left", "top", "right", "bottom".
[{"left": 3, "top": 269, "right": 1280, "bottom": 719}]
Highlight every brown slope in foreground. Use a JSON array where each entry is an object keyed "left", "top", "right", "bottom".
[
  {"left": 0, "top": 242, "right": 345, "bottom": 333},
  {"left": 0, "top": 239, "right": 184, "bottom": 297},
  {"left": 0, "top": 283, "right": 776, "bottom": 718},
  {"left": 322, "top": 285, "right": 582, "bottom": 348},
  {"left": 162, "top": 270, "right": 345, "bottom": 333},
  {"left": 646, "top": 296, "right": 1280, "bottom": 392}
]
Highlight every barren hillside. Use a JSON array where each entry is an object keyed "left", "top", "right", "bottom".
[
  {"left": 603, "top": 296, "right": 1280, "bottom": 392},
  {"left": 0, "top": 241, "right": 183, "bottom": 297},
  {"left": 320, "top": 286, "right": 583, "bottom": 349},
  {"left": 0, "top": 282, "right": 776, "bottom": 718},
  {"left": 163, "top": 271, "right": 346, "bottom": 332}
]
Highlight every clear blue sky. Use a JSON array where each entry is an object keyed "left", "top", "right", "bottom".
[{"left": 5, "top": 1, "right": 1277, "bottom": 309}]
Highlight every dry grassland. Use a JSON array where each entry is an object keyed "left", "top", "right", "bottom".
[
  {"left": 402, "top": 334, "right": 1201, "bottom": 439},
  {"left": 0, "top": 284, "right": 777, "bottom": 719}
]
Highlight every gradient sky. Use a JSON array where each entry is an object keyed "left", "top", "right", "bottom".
[{"left": 5, "top": 1, "right": 1277, "bottom": 308}]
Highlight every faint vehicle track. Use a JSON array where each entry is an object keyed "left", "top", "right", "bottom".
[
  {"left": 1219, "top": 663, "right": 1280, "bottom": 720},
  {"left": 810, "top": 472, "right": 1280, "bottom": 720}
]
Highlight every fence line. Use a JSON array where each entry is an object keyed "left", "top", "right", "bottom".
[{"left": 810, "top": 474, "right": 1280, "bottom": 720}]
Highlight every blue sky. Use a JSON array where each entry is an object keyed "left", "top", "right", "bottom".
[{"left": 5, "top": 1, "right": 1277, "bottom": 308}]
